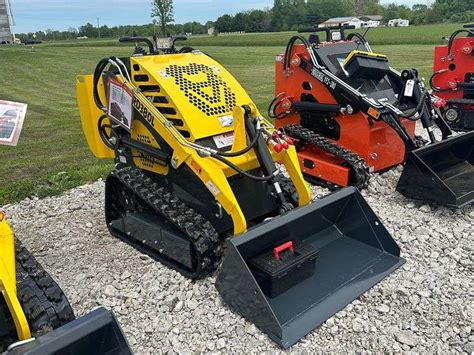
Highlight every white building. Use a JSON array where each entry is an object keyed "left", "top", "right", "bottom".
[
  {"left": 0, "top": 0, "right": 14, "bottom": 44},
  {"left": 319, "top": 17, "right": 362, "bottom": 28},
  {"left": 319, "top": 16, "right": 382, "bottom": 29},
  {"left": 388, "top": 19, "right": 410, "bottom": 27},
  {"left": 359, "top": 16, "right": 381, "bottom": 28}
]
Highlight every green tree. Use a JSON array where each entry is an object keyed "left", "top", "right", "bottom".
[
  {"left": 411, "top": 4, "right": 429, "bottom": 24},
  {"left": 78, "top": 23, "right": 96, "bottom": 38},
  {"left": 215, "top": 14, "right": 234, "bottom": 33},
  {"left": 271, "top": 0, "right": 289, "bottom": 31},
  {"left": 233, "top": 12, "right": 251, "bottom": 32},
  {"left": 247, "top": 10, "right": 272, "bottom": 32},
  {"left": 151, "top": 0, "right": 174, "bottom": 35},
  {"left": 304, "top": 0, "right": 352, "bottom": 27},
  {"left": 350, "top": 0, "right": 382, "bottom": 16}
]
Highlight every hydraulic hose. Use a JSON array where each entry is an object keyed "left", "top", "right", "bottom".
[
  {"left": 268, "top": 93, "right": 291, "bottom": 120},
  {"left": 347, "top": 33, "right": 368, "bottom": 46},
  {"left": 284, "top": 35, "right": 312, "bottom": 71},
  {"left": 92, "top": 53, "right": 276, "bottom": 181},
  {"left": 209, "top": 152, "right": 276, "bottom": 182},
  {"left": 210, "top": 115, "right": 278, "bottom": 182},
  {"left": 93, "top": 58, "right": 112, "bottom": 111},
  {"left": 430, "top": 70, "right": 451, "bottom": 93},
  {"left": 216, "top": 129, "right": 262, "bottom": 157},
  {"left": 447, "top": 30, "right": 471, "bottom": 56},
  {"left": 399, "top": 91, "right": 428, "bottom": 120}
]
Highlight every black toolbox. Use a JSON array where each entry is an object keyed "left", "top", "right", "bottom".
[
  {"left": 248, "top": 241, "right": 319, "bottom": 298},
  {"left": 344, "top": 51, "right": 390, "bottom": 81}
]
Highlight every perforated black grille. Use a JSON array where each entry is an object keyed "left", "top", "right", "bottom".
[
  {"left": 136, "top": 134, "right": 155, "bottom": 168},
  {"left": 166, "top": 63, "right": 237, "bottom": 117}
]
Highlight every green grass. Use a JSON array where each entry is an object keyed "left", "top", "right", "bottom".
[
  {"left": 0, "top": 43, "right": 435, "bottom": 205},
  {"left": 188, "top": 23, "right": 462, "bottom": 47},
  {"left": 40, "top": 23, "right": 462, "bottom": 48}
]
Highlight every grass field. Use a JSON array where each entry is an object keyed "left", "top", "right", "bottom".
[
  {"left": 42, "top": 23, "right": 462, "bottom": 48},
  {"left": 188, "top": 23, "right": 462, "bottom": 47},
  {"left": 0, "top": 42, "right": 435, "bottom": 205}
]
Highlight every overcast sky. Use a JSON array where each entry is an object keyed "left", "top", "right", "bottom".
[{"left": 11, "top": 0, "right": 431, "bottom": 33}]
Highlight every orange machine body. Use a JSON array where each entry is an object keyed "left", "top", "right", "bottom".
[
  {"left": 432, "top": 35, "right": 474, "bottom": 131},
  {"left": 433, "top": 37, "right": 474, "bottom": 101},
  {"left": 275, "top": 43, "right": 416, "bottom": 186}
]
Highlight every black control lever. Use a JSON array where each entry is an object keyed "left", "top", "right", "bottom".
[
  {"left": 298, "top": 25, "right": 356, "bottom": 41},
  {"left": 119, "top": 37, "right": 155, "bottom": 54},
  {"left": 171, "top": 35, "right": 188, "bottom": 44}
]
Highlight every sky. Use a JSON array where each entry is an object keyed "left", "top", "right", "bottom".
[{"left": 10, "top": 0, "right": 431, "bottom": 34}]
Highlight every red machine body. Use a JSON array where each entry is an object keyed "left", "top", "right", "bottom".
[
  {"left": 275, "top": 43, "right": 416, "bottom": 187},
  {"left": 431, "top": 25, "right": 474, "bottom": 131}
]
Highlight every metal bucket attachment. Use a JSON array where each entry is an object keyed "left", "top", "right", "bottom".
[
  {"left": 7, "top": 308, "right": 131, "bottom": 355},
  {"left": 216, "top": 187, "right": 404, "bottom": 348},
  {"left": 397, "top": 131, "right": 474, "bottom": 208}
]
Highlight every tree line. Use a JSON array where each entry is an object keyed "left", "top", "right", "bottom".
[
  {"left": 16, "top": 22, "right": 211, "bottom": 42},
  {"left": 16, "top": 0, "right": 473, "bottom": 42},
  {"left": 216, "top": 0, "right": 473, "bottom": 33}
]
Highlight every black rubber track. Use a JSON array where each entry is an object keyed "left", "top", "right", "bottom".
[
  {"left": 0, "top": 240, "right": 75, "bottom": 351},
  {"left": 279, "top": 175, "right": 299, "bottom": 206},
  {"left": 0, "top": 298, "right": 15, "bottom": 351},
  {"left": 105, "top": 167, "right": 223, "bottom": 279},
  {"left": 15, "top": 239, "right": 75, "bottom": 336},
  {"left": 283, "top": 124, "right": 371, "bottom": 190}
]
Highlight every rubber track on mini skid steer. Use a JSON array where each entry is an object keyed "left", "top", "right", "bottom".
[
  {"left": 279, "top": 176, "right": 299, "bottom": 205},
  {"left": 15, "top": 240, "right": 75, "bottom": 338},
  {"left": 105, "top": 167, "right": 223, "bottom": 279},
  {"left": 283, "top": 124, "right": 371, "bottom": 190},
  {"left": 0, "top": 300, "right": 16, "bottom": 351}
]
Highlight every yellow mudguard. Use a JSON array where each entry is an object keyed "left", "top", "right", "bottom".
[{"left": 76, "top": 75, "right": 114, "bottom": 159}]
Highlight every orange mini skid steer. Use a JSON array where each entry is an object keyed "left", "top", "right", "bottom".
[
  {"left": 431, "top": 24, "right": 474, "bottom": 131},
  {"left": 272, "top": 26, "right": 474, "bottom": 207}
]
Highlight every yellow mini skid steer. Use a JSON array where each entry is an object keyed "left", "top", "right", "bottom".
[
  {"left": 0, "top": 211, "right": 131, "bottom": 354},
  {"left": 77, "top": 36, "right": 405, "bottom": 348},
  {"left": 1, "top": 113, "right": 131, "bottom": 353}
]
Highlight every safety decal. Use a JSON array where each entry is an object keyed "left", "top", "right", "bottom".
[{"left": 108, "top": 78, "right": 133, "bottom": 131}]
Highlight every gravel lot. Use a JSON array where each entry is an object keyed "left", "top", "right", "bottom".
[{"left": 3, "top": 164, "right": 473, "bottom": 353}]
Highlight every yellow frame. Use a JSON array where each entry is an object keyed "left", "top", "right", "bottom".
[
  {"left": 77, "top": 52, "right": 312, "bottom": 235},
  {"left": 0, "top": 214, "right": 31, "bottom": 340}
]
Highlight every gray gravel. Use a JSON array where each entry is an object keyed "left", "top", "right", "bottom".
[{"left": 3, "top": 163, "right": 473, "bottom": 353}]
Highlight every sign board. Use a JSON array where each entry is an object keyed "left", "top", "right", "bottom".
[{"left": 0, "top": 100, "right": 27, "bottom": 146}]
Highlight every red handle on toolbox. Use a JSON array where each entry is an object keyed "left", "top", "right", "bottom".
[{"left": 273, "top": 241, "right": 294, "bottom": 261}]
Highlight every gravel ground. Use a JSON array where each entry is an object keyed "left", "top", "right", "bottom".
[{"left": 3, "top": 163, "right": 473, "bottom": 353}]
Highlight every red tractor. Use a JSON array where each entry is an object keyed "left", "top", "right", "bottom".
[
  {"left": 272, "top": 25, "right": 474, "bottom": 207},
  {"left": 431, "top": 24, "right": 474, "bottom": 131}
]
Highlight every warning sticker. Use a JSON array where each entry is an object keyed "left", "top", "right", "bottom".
[
  {"left": 190, "top": 159, "right": 203, "bottom": 176},
  {"left": 108, "top": 78, "right": 133, "bottom": 131},
  {"left": 206, "top": 180, "right": 220, "bottom": 196},
  {"left": 404, "top": 79, "right": 415, "bottom": 98},
  {"left": 218, "top": 115, "right": 233, "bottom": 127},
  {"left": 275, "top": 54, "right": 284, "bottom": 63},
  {"left": 212, "top": 132, "right": 234, "bottom": 149}
]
